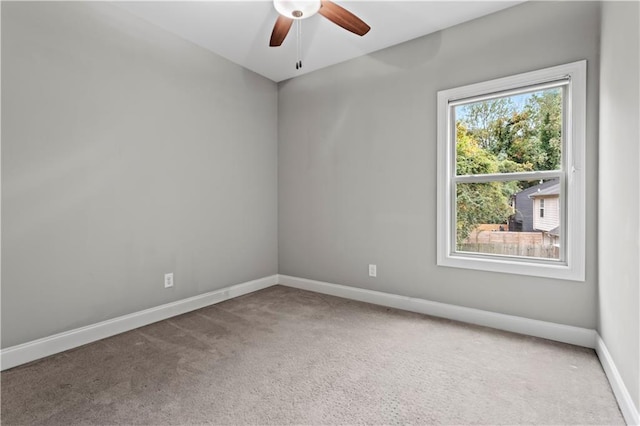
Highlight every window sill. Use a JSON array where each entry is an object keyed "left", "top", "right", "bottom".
[{"left": 437, "top": 252, "right": 585, "bottom": 281}]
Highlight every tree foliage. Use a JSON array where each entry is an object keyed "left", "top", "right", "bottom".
[
  {"left": 456, "top": 123, "right": 513, "bottom": 243},
  {"left": 460, "top": 97, "right": 514, "bottom": 150}
]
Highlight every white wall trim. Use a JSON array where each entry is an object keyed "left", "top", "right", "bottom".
[
  {"left": 595, "top": 335, "right": 640, "bottom": 426},
  {"left": 0, "top": 275, "right": 279, "bottom": 371},
  {"left": 436, "top": 60, "right": 587, "bottom": 282},
  {"left": 277, "top": 275, "right": 597, "bottom": 348}
]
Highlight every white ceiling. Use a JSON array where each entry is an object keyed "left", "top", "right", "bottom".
[{"left": 115, "top": 1, "right": 525, "bottom": 82}]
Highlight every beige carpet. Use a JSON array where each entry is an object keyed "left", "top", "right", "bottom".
[{"left": 1, "top": 285, "right": 624, "bottom": 425}]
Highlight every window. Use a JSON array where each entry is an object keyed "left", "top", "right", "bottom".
[{"left": 437, "top": 61, "right": 586, "bottom": 281}]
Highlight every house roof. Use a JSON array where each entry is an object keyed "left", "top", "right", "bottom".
[{"left": 529, "top": 183, "right": 560, "bottom": 198}]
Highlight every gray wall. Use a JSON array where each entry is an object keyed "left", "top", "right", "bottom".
[
  {"left": 278, "top": 1, "right": 601, "bottom": 328},
  {"left": 598, "top": 1, "right": 640, "bottom": 411},
  {"left": 1, "top": 2, "right": 278, "bottom": 348}
]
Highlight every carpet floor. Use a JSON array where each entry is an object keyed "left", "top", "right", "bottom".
[{"left": 1, "top": 285, "right": 624, "bottom": 425}]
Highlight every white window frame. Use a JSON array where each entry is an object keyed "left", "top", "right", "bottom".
[{"left": 436, "top": 61, "right": 586, "bottom": 281}]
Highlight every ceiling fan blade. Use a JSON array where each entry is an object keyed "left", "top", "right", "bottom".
[
  {"left": 270, "top": 15, "right": 294, "bottom": 47},
  {"left": 318, "top": 0, "right": 370, "bottom": 37}
]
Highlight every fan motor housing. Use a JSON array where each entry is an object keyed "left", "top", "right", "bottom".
[{"left": 274, "top": 0, "right": 321, "bottom": 20}]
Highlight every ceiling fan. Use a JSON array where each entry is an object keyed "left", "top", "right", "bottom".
[{"left": 269, "top": 0, "right": 371, "bottom": 47}]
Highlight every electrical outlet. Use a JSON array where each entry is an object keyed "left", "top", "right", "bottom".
[
  {"left": 164, "top": 273, "right": 174, "bottom": 288},
  {"left": 368, "top": 264, "right": 377, "bottom": 277}
]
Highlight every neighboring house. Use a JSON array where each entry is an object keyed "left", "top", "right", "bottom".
[
  {"left": 529, "top": 183, "right": 561, "bottom": 232},
  {"left": 509, "top": 179, "right": 560, "bottom": 232},
  {"left": 529, "top": 183, "right": 561, "bottom": 246}
]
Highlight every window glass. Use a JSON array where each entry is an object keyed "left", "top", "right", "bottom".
[
  {"left": 452, "top": 87, "right": 565, "bottom": 262},
  {"left": 455, "top": 179, "right": 561, "bottom": 260},
  {"left": 455, "top": 87, "right": 563, "bottom": 176}
]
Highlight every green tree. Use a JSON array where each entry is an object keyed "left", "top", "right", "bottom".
[
  {"left": 459, "top": 97, "right": 515, "bottom": 151},
  {"left": 459, "top": 89, "right": 562, "bottom": 172},
  {"left": 455, "top": 123, "right": 513, "bottom": 244},
  {"left": 492, "top": 111, "right": 543, "bottom": 167},
  {"left": 526, "top": 89, "right": 562, "bottom": 170}
]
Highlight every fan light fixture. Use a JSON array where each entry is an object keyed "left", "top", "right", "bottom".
[
  {"left": 269, "top": 0, "right": 371, "bottom": 71},
  {"left": 273, "top": 0, "right": 321, "bottom": 19}
]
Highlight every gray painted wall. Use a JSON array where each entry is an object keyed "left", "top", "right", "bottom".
[
  {"left": 278, "top": 1, "right": 601, "bottom": 328},
  {"left": 1, "top": 2, "right": 278, "bottom": 348},
  {"left": 598, "top": 1, "right": 640, "bottom": 411}
]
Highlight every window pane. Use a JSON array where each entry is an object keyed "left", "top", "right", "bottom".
[
  {"left": 456, "top": 179, "right": 561, "bottom": 260},
  {"left": 455, "top": 87, "right": 563, "bottom": 175}
]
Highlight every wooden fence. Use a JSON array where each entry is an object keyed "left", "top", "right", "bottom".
[{"left": 460, "top": 229, "right": 559, "bottom": 259}]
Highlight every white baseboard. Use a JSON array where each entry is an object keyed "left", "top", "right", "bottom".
[
  {"left": 0, "top": 275, "right": 279, "bottom": 371},
  {"left": 596, "top": 336, "right": 640, "bottom": 425},
  {"left": 277, "top": 274, "right": 597, "bottom": 348}
]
